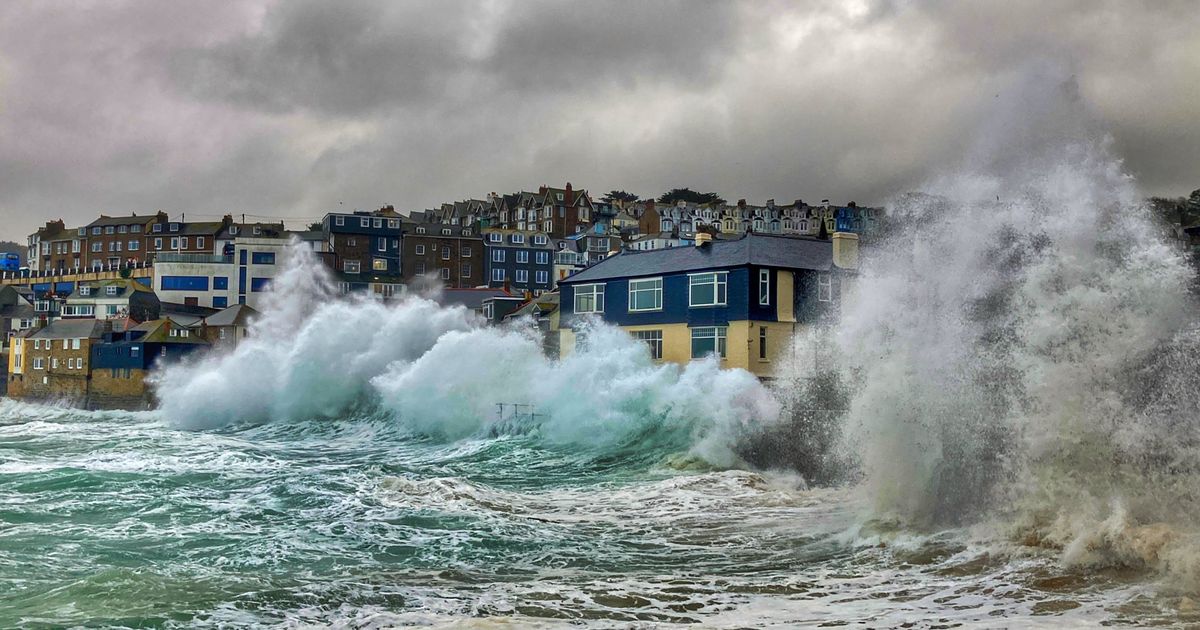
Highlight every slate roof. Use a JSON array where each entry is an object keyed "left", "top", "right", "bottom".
[
  {"left": 27, "top": 319, "right": 107, "bottom": 339},
  {"left": 437, "top": 288, "right": 512, "bottom": 311},
  {"left": 204, "top": 304, "right": 258, "bottom": 327},
  {"left": 560, "top": 233, "right": 835, "bottom": 284},
  {"left": 128, "top": 319, "right": 210, "bottom": 344},
  {"left": 88, "top": 214, "right": 158, "bottom": 228},
  {"left": 505, "top": 291, "right": 559, "bottom": 320}
]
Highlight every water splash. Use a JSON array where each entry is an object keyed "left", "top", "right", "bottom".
[
  {"left": 155, "top": 246, "right": 778, "bottom": 466},
  {"left": 787, "top": 77, "right": 1200, "bottom": 588}
]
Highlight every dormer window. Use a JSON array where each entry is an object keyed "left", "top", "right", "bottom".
[
  {"left": 230, "top": 226, "right": 239, "bottom": 235},
  {"left": 511, "top": 234, "right": 524, "bottom": 244},
  {"left": 373, "top": 218, "right": 382, "bottom": 228},
  {"left": 360, "top": 218, "right": 370, "bottom": 228},
  {"left": 152, "top": 224, "right": 162, "bottom": 233},
  {"left": 462, "top": 229, "right": 471, "bottom": 236},
  {"left": 169, "top": 223, "right": 180, "bottom": 232},
  {"left": 556, "top": 193, "right": 564, "bottom": 201},
  {"left": 533, "top": 235, "right": 547, "bottom": 245},
  {"left": 106, "top": 286, "right": 118, "bottom": 296},
  {"left": 489, "top": 233, "right": 502, "bottom": 243},
  {"left": 441, "top": 229, "right": 451, "bottom": 236},
  {"left": 416, "top": 227, "right": 426, "bottom": 234},
  {"left": 79, "top": 287, "right": 91, "bottom": 296},
  {"left": 335, "top": 216, "right": 345, "bottom": 226},
  {"left": 253, "top": 226, "right": 261, "bottom": 235}
]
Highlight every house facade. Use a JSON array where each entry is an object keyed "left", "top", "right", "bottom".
[
  {"left": 400, "top": 222, "right": 483, "bottom": 288},
  {"left": 89, "top": 318, "right": 208, "bottom": 409},
  {"left": 323, "top": 209, "right": 403, "bottom": 278},
  {"left": 482, "top": 229, "right": 554, "bottom": 295},
  {"left": 154, "top": 238, "right": 290, "bottom": 309},
  {"left": 7, "top": 319, "right": 106, "bottom": 402},
  {"left": 85, "top": 213, "right": 162, "bottom": 269},
  {"left": 558, "top": 232, "right": 859, "bottom": 378}
]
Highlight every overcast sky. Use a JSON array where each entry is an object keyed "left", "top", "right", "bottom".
[{"left": 1, "top": 0, "right": 1197, "bottom": 242}]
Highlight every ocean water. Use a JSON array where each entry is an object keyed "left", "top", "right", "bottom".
[{"left": 1, "top": 401, "right": 1192, "bottom": 629}]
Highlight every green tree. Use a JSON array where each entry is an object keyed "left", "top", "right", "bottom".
[
  {"left": 657, "top": 188, "right": 725, "bottom": 205},
  {"left": 601, "top": 190, "right": 640, "bottom": 204}
]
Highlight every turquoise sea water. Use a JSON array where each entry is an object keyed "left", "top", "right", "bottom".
[{"left": 0, "top": 401, "right": 1191, "bottom": 628}]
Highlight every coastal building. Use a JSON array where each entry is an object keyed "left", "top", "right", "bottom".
[
  {"left": 534, "top": 183, "right": 594, "bottom": 238},
  {"left": 28, "top": 220, "right": 85, "bottom": 274},
  {"left": 400, "top": 222, "right": 482, "bottom": 289},
  {"left": 557, "top": 232, "right": 860, "bottom": 378},
  {"left": 89, "top": 318, "right": 208, "bottom": 409},
  {"left": 482, "top": 229, "right": 554, "bottom": 295},
  {"left": 85, "top": 213, "right": 162, "bottom": 269},
  {"left": 504, "top": 291, "right": 562, "bottom": 356},
  {"left": 62, "top": 279, "right": 161, "bottom": 322},
  {"left": 201, "top": 303, "right": 258, "bottom": 349},
  {"left": 436, "top": 287, "right": 514, "bottom": 317},
  {"left": 153, "top": 238, "right": 290, "bottom": 309},
  {"left": 7, "top": 319, "right": 107, "bottom": 403},
  {"left": 323, "top": 208, "right": 402, "bottom": 278},
  {"left": 146, "top": 218, "right": 227, "bottom": 262}
]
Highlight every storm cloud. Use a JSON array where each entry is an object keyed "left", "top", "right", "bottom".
[{"left": 1, "top": 0, "right": 1197, "bottom": 240}]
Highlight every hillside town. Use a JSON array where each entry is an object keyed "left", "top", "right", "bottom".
[{"left": 0, "top": 184, "right": 881, "bottom": 408}]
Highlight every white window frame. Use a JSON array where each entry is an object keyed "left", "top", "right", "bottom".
[
  {"left": 688, "top": 271, "right": 728, "bottom": 307},
  {"left": 759, "top": 269, "right": 770, "bottom": 306},
  {"left": 488, "top": 233, "right": 502, "bottom": 243},
  {"left": 691, "top": 326, "right": 727, "bottom": 359},
  {"left": 535, "top": 270, "right": 548, "bottom": 285},
  {"left": 492, "top": 268, "right": 504, "bottom": 282},
  {"left": 573, "top": 283, "right": 605, "bottom": 314},
  {"left": 633, "top": 329, "right": 663, "bottom": 360},
  {"left": 344, "top": 260, "right": 361, "bottom": 274},
  {"left": 440, "top": 267, "right": 450, "bottom": 280},
  {"left": 361, "top": 217, "right": 370, "bottom": 228},
  {"left": 515, "top": 269, "right": 528, "bottom": 283},
  {"left": 492, "top": 250, "right": 505, "bottom": 263},
  {"left": 415, "top": 244, "right": 426, "bottom": 255},
  {"left": 335, "top": 216, "right": 345, "bottom": 226},
  {"left": 628, "top": 277, "right": 663, "bottom": 312},
  {"left": 818, "top": 272, "right": 833, "bottom": 302},
  {"left": 516, "top": 250, "right": 529, "bottom": 264}
]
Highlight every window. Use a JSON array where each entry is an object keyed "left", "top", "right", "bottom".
[
  {"left": 440, "top": 268, "right": 450, "bottom": 280},
  {"left": 536, "top": 251, "right": 549, "bottom": 265},
  {"left": 759, "top": 326, "right": 768, "bottom": 360},
  {"left": 759, "top": 269, "right": 770, "bottom": 305},
  {"left": 378, "top": 237, "right": 387, "bottom": 251},
  {"left": 461, "top": 246, "right": 472, "bottom": 257},
  {"left": 128, "top": 240, "right": 140, "bottom": 251},
  {"left": 689, "top": 272, "right": 728, "bottom": 307},
  {"left": 160, "top": 276, "right": 209, "bottom": 291},
  {"left": 348, "top": 238, "right": 357, "bottom": 247},
  {"left": 344, "top": 260, "right": 360, "bottom": 274},
  {"left": 131, "top": 224, "right": 142, "bottom": 233},
  {"left": 131, "top": 347, "right": 140, "bottom": 358},
  {"left": 213, "top": 296, "right": 228, "bottom": 309},
  {"left": 373, "top": 218, "right": 382, "bottom": 228},
  {"left": 72, "top": 338, "right": 80, "bottom": 350},
  {"left": 628, "top": 277, "right": 663, "bottom": 312},
  {"left": 80, "top": 287, "right": 91, "bottom": 296},
  {"left": 511, "top": 234, "right": 525, "bottom": 244},
  {"left": 533, "top": 235, "right": 547, "bottom": 245},
  {"left": 154, "top": 238, "right": 162, "bottom": 250},
  {"left": 93, "top": 227, "right": 102, "bottom": 235},
  {"left": 92, "top": 242, "right": 102, "bottom": 253},
  {"left": 441, "top": 246, "right": 451, "bottom": 260},
  {"left": 62, "top": 339, "right": 68, "bottom": 350},
  {"left": 170, "top": 237, "right": 180, "bottom": 250},
  {"left": 415, "top": 244, "right": 426, "bottom": 255},
  {"left": 152, "top": 224, "right": 162, "bottom": 233},
  {"left": 489, "top": 233, "right": 502, "bottom": 243},
  {"left": 373, "top": 258, "right": 388, "bottom": 271},
  {"left": 415, "top": 262, "right": 425, "bottom": 275},
  {"left": 196, "top": 237, "right": 205, "bottom": 250},
  {"left": 492, "top": 249, "right": 505, "bottom": 263},
  {"left": 105, "top": 226, "right": 115, "bottom": 235},
  {"left": 416, "top": 227, "right": 426, "bottom": 234},
  {"left": 52, "top": 358, "right": 59, "bottom": 369},
  {"left": 516, "top": 250, "right": 529, "bottom": 264},
  {"left": 33, "top": 357, "right": 45, "bottom": 370},
  {"left": 515, "top": 269, "right": 528, "bottom": 283},
  {"left": 461, "top": 264, "right": 471, "bottom": 278},
  {"left": 361, "top": 217, "right": 370, "bottom": 228},
  {"left": 535, "top": 270, "right": 548, "bottom": 285},
  {"left": 462, "top": 229, "right": 471, "bottom": 236},
  {"left": 492, "top": 268, "right": 505, "bottom": 282},
  {"left": 574, "top": 283, "right": 604, "bottom": 314},
  {"left": 335, "top": 216, "right": 345, "bottom": 226},
  {"left": 106, "top": 286, "right": 118, "bottom": 296},
  {"left": 169, "top": 223, "right": 180, "bottom": 232},
  {"left": 633, "top": 330, "right": 663, "bottom": 359},
  {"left": 818, "top": 273, "right": 832, "bottom": 302},
  {"left": 213, "top": 277, "right": 228, "bottom": 290},
  {"left": 388, "top": 219, "right": 399, "bottom": 229},
  {"left": 691, "top": 327, "right": 727, "bottom": 359},
  {"left": 251, "top": 252, "right": 276, "bottom": 265}
]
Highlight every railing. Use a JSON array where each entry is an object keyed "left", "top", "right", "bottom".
[
  {"left": 154, "top": 253, "right": 233, "bottom": 264},
  {"left": 0, "top": 259, "right": 154, "bottom": 282}
]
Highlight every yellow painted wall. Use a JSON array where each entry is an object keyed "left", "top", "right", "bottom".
[
  {"left": 616, "top": 320, "right": 799, "bottom": 378},
  {"left": 622, "top": 323, "right": 697, "bottom": 367},
  {"left": 776, "top": 270, "right": 795, "bottom": 323}
]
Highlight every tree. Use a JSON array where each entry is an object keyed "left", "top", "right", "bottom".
[
  {"left": 307, "top": 222, "right": 324, "bottom": 232},
  {"left": 658, "top": 188, "right": 725, "bottom": 205},
  {"left": 601, "top": 190, "right": 640, "bottom": 204}
]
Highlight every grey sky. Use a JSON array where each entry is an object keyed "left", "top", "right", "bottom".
[{"left": 1, "top": 0, "right": 1197, "bottom": 242}]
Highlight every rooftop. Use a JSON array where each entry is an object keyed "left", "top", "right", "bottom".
[{"left": 560, "top": 233, "right": 835, "bottom": 284}]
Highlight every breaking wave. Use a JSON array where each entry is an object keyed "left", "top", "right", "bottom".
[
  {"left": 777, "top": 74, "right": 1200, "bottom": 590},
  {"left": 154, "top": 248, "right": 778, "bottom": 467}
]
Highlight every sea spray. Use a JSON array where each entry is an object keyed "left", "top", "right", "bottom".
[
  {"left": 155, "top": 244, "right": 779, "bottom": 465},
  {"left": 784, "top": 80, "right": 1200, "bottom": 586}
]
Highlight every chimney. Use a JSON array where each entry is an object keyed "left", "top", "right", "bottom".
[
  {"left": 695, "top": 232, "right": 713, "bottom": 247},
  {"left": 766, "top": 199, "right": 775, "bottom": 207},
  {"left": 565, "top": 182, "right": 573, "bottom": 205},
  {"left": 832, "top": 231, "right": 859, "bottom": 270},
  {"left": 503, "top": 277, "right": 511, "bottom": 294},
  {"left": 737, "top": 199, "right": 746, "bottom": 208},
  {"left": 539, "top": 185, "right": 548, "bottom": 195}
]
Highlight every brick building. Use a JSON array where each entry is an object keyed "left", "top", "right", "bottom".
[
  {"left": 28, "top": 220, "right": 85, "bottom": 273},
  {"left": 85, "top": 213, "right": 163, "bottom": 269},
  {"left": 400, "top": 222, "right": 483, "bottom": 288},
  {"left": 7, "top": 319, "right": 106, "bottom": 403}
]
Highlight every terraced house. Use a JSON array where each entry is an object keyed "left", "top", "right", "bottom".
[
  {"left": 558, "top": 232, "right": 859, "bottom": 378},
  {"left": 482, "top": 229, "right": 554, "bottom": 295}
]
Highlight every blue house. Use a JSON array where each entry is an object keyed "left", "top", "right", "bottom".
[
  {"left": 322, "top": 209, "right": 403, "bottom": 277},
  {"left": 483, "top": 229, "right": 555, "bottom": 295},
  {"left": 557, "top": 232, "right": 859, "bottom": 377}
]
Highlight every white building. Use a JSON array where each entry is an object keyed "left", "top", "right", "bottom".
[{"left": 153, "top": 238, "right": 292, "bottom": 310}]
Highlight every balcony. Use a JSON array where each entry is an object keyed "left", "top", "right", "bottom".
[{"left": 155, "top": 253, "right": 233, "bottom": 264}]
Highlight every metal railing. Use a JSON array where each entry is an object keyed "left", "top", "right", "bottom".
[
  {"left": 154, "top": 253, "right": 233, "bottom": 264},
  {"left": 0, "top": 259, "right": 154, "bottom": 281}
]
